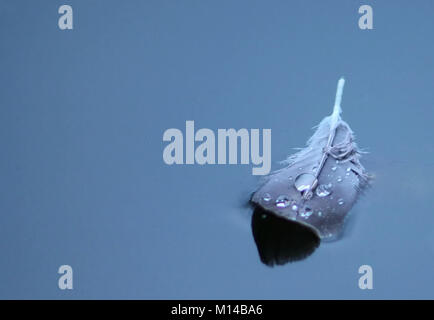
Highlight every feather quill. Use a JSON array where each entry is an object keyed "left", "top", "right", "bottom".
[{"left": 250, "top": 78, "right": 370, "bottom": 265}]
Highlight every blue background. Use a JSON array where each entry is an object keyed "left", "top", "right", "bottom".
[{"left": 1, "top": 0, "right": 433, "bottom": 299}]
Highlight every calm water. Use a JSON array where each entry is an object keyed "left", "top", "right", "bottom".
[{"left": 1, "top": 1, "right": 434, "bottom": 299}]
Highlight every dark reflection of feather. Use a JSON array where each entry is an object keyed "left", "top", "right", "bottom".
[{"left": 251, "top": 203, "right": 320, "bottom": 266}]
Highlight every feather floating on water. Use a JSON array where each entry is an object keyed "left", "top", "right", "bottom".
[{"left": 250, "top": 78, "right": 370, "bottom": 266}]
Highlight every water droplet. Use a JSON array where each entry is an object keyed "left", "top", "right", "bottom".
[
  {"left": 316, "top": 184, "right": 332, "bottom": 197},
  {"left": 300, "top": 207, "right": 313, "bottom": 218},
  {"left": 294, "top": 173, "right": 316, "bottom": 192},
  {"left": 288, "top": 176, "right": 293, "bottom": 181},
  {"left": 338, "top": 199, "right": 344, "bottom": 205},
  {"left": 275, "top": 195, "right": 290, "bottom": 208},
  {"left": 262, "top": 193, "right": 272, "bottom": 203},
  {"left": 345, "top": 172, "right": 350, "bottom": 176},
  {"left": 318, "top": 211, "right": 322, "bottom": 217},
  {"left": 291, "top": 204, "right": 298, "bottom": 211},
  {"left": 346, "top": 167, "right": 352, "bottom": 172},
  {"left": 337, "top": 176, "right": 342, "bottom": 182},
  {"left": 335, "top": 160, "right": 340, "bottom": 164},
  {"left": 331, "top": 166, "right": 337, "bottom": 171}
]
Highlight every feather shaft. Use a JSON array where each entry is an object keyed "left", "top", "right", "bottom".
[
  {"left": 331, "top": 77, "right": 345, "bottom": 128},
  {"left": 302, "top": 78, "right": 346, "bottom": 200}
]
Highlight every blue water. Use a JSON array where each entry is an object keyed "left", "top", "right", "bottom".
[{"left": 1, "top": 0, "right": 433, "bottom": 299}]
